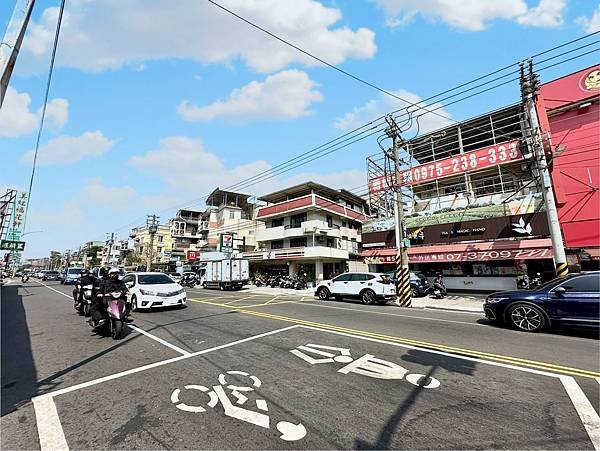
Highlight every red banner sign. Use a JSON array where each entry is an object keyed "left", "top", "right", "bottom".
[
  {"left": 187, "top": 250, "right": 198, "bottom": 261},
  {"left": 369, "top": 139, "right": 522, "bottom": 193},
  {"left": 410, "top": 247, "right": 552, "bottom": 263}
]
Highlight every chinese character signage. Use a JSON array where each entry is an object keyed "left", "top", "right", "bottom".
[
  {"left": 6, "top": 191, "right": 28, "bottom": 241},
  {"left": 0, "top": 240, "right": 25, "bottom": 251}
]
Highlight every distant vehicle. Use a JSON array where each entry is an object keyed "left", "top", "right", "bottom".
[
  {"left": 202, "top": 258, "right": 249, "bottom": 290},
  {"left": 166, "top": 272, "right": 183, "bottom": 283},
  {"left": 42, "top": 271, "right": 61, "bottom": 281},
  {"left": 384, "top": 271, "right": 429, "bottom": 297},
  {"left": 483, "top": 271, "right": 600, "bottom": 332},
  {"left": 122, "top": 272, "right": 186, "bottom": 311},
  {"left": 315, "top": 272, "right": 397, "bottom": 305},
  {"left": 61, "top": 267, "right": 84, "bottom": 285}
]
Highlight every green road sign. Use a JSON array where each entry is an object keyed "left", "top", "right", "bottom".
[{"left": 1, "top": 240, "right": 25, "bottom": 251}]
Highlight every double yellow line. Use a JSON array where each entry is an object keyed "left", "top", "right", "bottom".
[{"left": 187, "top": 298, "right": 600, "bottom": 379}]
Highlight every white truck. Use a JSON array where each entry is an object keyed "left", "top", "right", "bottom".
[{"left": 201, "top": 258, "right": 249, "bottom": 290}]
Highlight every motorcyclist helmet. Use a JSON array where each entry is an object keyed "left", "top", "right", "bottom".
[
  {"left": 81, "top": 268, "right": 90, "bottom": 276},
  {"left": 108, "top": 267, "right": 120, "bottom": 280}
]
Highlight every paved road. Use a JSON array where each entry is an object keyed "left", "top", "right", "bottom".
[{"left": 1, "top": 280, "right": 599, "bottom": 450}]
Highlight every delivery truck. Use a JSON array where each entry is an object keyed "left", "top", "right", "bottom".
[{"left": 201, "top": 258, "right": 249, "bottom": 290}]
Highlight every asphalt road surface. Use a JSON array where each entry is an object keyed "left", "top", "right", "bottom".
[{"left": 1, "top": 279, "right": 599, "bottom": 450}]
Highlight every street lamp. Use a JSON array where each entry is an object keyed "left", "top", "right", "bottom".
[{"left": 21, "top": 230, "right": 44, "bottom": 238}]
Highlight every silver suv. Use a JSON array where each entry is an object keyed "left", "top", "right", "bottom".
[{"left": 315, "top": 272, "right": 397, "bottom": 305}]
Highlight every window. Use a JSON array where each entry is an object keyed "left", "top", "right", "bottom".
[
  {"left": 326, "top": 215, "right": 333, "bottom": 227},
  {"left": 333, "top": 273, "right": 351, "bottom": 282},
  {"left": 138, "top": 274, "right": 173, "bottom": 284},
  {"left": 229, "top": 211, "right": 235, "bottom": 220},
  {"left": 342, "top": 221, "right": 347, "bottom": 227},
  {"left": 271, "top": 218, "right": 284, "bottom": 228},
  {"left": 560, "top": 275, "right": 600, "bottom": 293},
  {"left": 158, "top": 235, "right": 163, "bottom": 243},
  {"left": 326, "top": 238, "right": 334, "bottom": 248},
  {"left": 289, "top": 237, "right": 307, "bottom": 248},
  {"left": 271, "top": 240, "right": 284, "bottom": 250},
  {"left": 157, "top": 247, "right": 163, "bottom": 254},
  {"left": 350, "top": 273, "right": 368, "bottom": 281},
  {"left": 290, "top": 213, "right": 306, "bottom": 228}
]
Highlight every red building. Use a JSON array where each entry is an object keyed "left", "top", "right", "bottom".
[{"left": 539, "top": 65, "right": 600, "bottom": 269}]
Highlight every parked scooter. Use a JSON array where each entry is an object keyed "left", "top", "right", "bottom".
[
  {"left": 181, "top": 273, "right": 198, "bottom": 288},
  {"left": 529, "top": 273, "right": 542, "bottom": 289},
  {"left": 428, "top": 274, "right": 447, "bottom": 299},
  {"left": 91, "top": 288, "right": 127, "bottom": 339}
]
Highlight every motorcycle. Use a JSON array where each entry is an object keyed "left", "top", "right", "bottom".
[
  {"left": 91, "top": 289, "right": 127, "bottom": 339},
  {"left": 181, "top": 274, "right": 198, "bottom": 288},
  {"left": 73, "top": 283, "right": 95, "bottom": 316},
  {"left": 21, "top": 274, "right": 29, "bottom": 283},
  {"left": 428, "top": 277, "right": 447, "bottom": 299}
]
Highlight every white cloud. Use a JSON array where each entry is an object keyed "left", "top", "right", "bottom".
[
  {"left": 130, "top": 136, "right": 368, "bottom": 206},
  {"left": 575, "top": 4, "right": 600, "bottom": 33},
  {"left": 372, "top": 0, "right": 566, "bottom": 31},
  {"left": 20, "top": 131, "right": 116, "bottom": 166},
  {"left": 83, "top": 178, "right": 136, "bottom": 206},
  {"left": 516, "top": 0, "right": 566, "bottom": 27},
  {"left": 333, "top": 88, "right": 453, "bottom": 135},
  {"left": 0, "top": 87, "right": 69, "bottom": 137},
  {"left": 20, "top": 0, "right": 376, "bottom": 74},
  {"left": 178, "top": 70, "right": 323, "bottom": 122}
]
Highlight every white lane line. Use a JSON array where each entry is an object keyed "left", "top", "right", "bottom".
[
  {"left": 128, "top": 324, "right": 191, "bottom": 356},
  {"left": 36, "top": 280, "right": 191, "bottom": 356},
  {"left": 32, "top": 395, "right": 68, "bottom": 451},
  {"left": 40, "top": 325, "right": 300, "bottom": 398},
  {"left": 291, "top": 300, "right": 483, "bottom": 327},
  {"left": 560, "top": 375, "right": 600, "bottom": 450}
]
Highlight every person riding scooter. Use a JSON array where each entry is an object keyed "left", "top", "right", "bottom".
[{"left": 89, "top": 267, "right": 128, "bottom": 328}]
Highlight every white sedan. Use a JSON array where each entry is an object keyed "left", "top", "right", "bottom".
[{"left": 122, "top": 272, "right": 186, "bottom": 311}]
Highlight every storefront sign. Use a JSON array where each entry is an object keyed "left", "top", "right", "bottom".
[
  {"left": 187, "top": 250, "right": 198, "bottom": 261},
  {"left": 368, "top": 139, "right": 522, "bottom": 192},
  {"left": 410, "top": 247, "right": 552, "bottom": 263},
  {"left": 364, "top": 255, "right": 395, "bottom": 264},
  {"left": 0, "top": 240, "right": 25, "bottom": 251}
]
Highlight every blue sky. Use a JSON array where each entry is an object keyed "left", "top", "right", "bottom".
[{"left": 1, "top": 0, "right": 598, "bottom": 258}]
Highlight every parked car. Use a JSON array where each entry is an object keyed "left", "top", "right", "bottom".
[
  {"left": 166, "top": 272, "right": 183, "bottom": 284},
  {"left": 483, "top": 271, "right": 599, "bottom": 332},
  {"left": 61, "top": 267, "right": 84, "bottom": 285},
  {"left": 315, "top": 272, "right": 397, "bottom": 305},
  {"left": 42, "top": 270, "right": 61, "bottom": 281},
  {"left": 122, "top": 272, "right": 186, "bottom": 311},
  {"left": 384, "top": 271, "right": 429, "bottom": 297}
]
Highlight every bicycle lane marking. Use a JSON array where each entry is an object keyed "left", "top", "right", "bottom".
[
  {"left": 35, "top": 280, "right": 191, "bottom": 356},
  {"left": 31, "top": 325, "right": 301, "bottom": 451}
]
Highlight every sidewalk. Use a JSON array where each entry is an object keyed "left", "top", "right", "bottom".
[
  {"left": 409, "top": 293, "right": 486, "bottom": 313},
  {"left": 243, "top": 285, "right": 485, "bottom": 313}
]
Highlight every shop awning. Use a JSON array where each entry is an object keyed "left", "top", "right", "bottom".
[
  {"left": 582, "top": 248, "right": 600, "bottom": 260},
  {"left": 361, "top": 239, "right": 554, "bottom": 264}
]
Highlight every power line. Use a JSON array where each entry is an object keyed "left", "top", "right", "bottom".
[{"left": 22, "top": 0, "right": 67, "bottom": 235}]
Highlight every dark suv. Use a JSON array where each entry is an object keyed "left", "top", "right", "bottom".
[
  {"left": 42, "top": 271, "right": 61, "bottom": 281},
  {"left": 484, "top": 271, "right": 599, "bottom": 332}
]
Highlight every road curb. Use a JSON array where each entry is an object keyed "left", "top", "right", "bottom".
[{"left": 424, "top": 305, "right": 484, "bottom": 314}]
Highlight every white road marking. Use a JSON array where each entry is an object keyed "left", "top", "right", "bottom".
[
  {"left": 560, "top": 375, "right": 600, "bottom": 451},
  {"left": 291, "top": 300, "right": 483, "bottom": 326},
  {"left": 128, "top": 324, "right": 191, "bottom": 356},
  {"left": 36, "top": 280, "right": 192, "bottom": 356},
  {"left": 32, "top": 395, "right": 68, "bottom": 451}
]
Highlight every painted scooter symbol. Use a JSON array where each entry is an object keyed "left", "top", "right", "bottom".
[{"left": 170, "top": 370, "right": 307, "bottom": 442}]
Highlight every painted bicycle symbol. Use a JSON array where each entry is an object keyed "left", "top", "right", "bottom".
[{"left": 170, "top": 370, "right": 307, "bottom": 442}]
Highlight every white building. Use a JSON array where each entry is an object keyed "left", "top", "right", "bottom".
[{"left": 243, "top": 182, "right": 369, "bottom": 281}]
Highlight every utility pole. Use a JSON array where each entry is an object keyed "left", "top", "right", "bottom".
[
  {"left": 1, "top": 0, "right": 35, "bottom": 107},
  {"left": 385, "top": 115, "right": 412, "bottom": 307},
  {"left": 146, "top": 215, "right": 159, "bottom": 272},
  {"left": 106, "top": 232, "right": 115, "bottom": 267},
  {"left": 520, "top": 61, "right": 568, "bottom": 277}
]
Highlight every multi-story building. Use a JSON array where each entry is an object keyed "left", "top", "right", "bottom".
[
  {"left": 362, "top": 66, "right": 600, "bottom": 291},
  {"left": 204, "top": 188, "right": 258, "bottom": 253},
  {"left": 130, "top": 224, "right": 173, "bottom": 268},
  {"left": 171, "top": 208, "right": 207, "bottom": 262},
  {"left": 244, "top": 182, "right": 369, "bottom": 281}
]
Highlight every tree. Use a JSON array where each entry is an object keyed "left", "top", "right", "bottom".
[
  {"left": 86, "top": 246, "right": 102, "bottom": 267},
  {"left": 126, "top": 253, "right": 143, "bottom": 267}
]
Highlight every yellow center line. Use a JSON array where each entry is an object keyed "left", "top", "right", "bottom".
[
  {"left": 223, "top": 295, "right": 262, "bottom": 305},
  {"left": 187, "top": 298, "right": 600, "bottom": 379}
]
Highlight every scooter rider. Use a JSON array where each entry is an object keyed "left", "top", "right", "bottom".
[
  {"left": 73, "top": 268, "right": 96, "bottom": 302},
  {"left": 89, "top": 267, "right": 123, "bottom": 327},
  {"left": 103, "top": 267, "right": 132, "bottom": 322}
]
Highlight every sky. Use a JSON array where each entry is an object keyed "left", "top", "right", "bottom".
[{"left": 1, "top": 0, "right": 599, "bottom": 259}]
